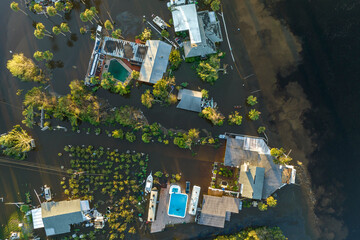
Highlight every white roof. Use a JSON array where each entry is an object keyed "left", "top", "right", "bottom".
[
  {"left": 235, "top": 135, "right": 271, "bottom": 155},
  {"left": 31, "top": 208, "right": 44, "bottom": 229},
  {"left": 80, "top": 200, "right": 90, "bottom": 212},
  {"left": 172, "top": 4, "right": 201, "bottom": 44},
  {"left": 188, "top": 185, "right": 201, "bottom": 215},
  {"left": 147, "top": 189, "right": 158, "bottom": 222},
  {"left": 139, "top": 40, "right": 172, "bottom": 84}
]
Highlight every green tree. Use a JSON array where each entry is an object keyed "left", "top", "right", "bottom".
[
  {"left": 104, "top": 20, "right": 114, "bottom": 30},
  {"left": 33, "top": 3, "right": 43, "bottom": 13},
  {"left": 80, "top": 27, "right": 87, "bottom": 34},
  {"left": 228, "top": 111, "right": 242, "bottom": 125},
  {"left": 200, "top": 107, "right": 224, "bottom": 126},
  {"left": 154, "top": 171, "right": 163, "bottom": 178},
  {"left": 266, "top": 196, "right": 277, "bottom": 207},
  {"left": 270, "top": 147, "right": 292, "bottom": 165},
  {"left": 142, "top": 133, "right": 152, "bottom": 143},
  {"left": 188, "top": 128, "right": 199, "bottom": 139},
  {"left": 161, "top": 29, "right": 170, "bottom": 38},
  {"left": 248, "top": 109, "right": 261, "bottom": 121},
  {"left": 55, "top": 1, "right": 64, "bottom": 12},
  {"left": 169, "top": 49, "right": 182, "bottom": 68},
  {"left": 112, "top": 129, "right": 124, "bottom": 139},
  {"left": 7, "top": 53, "right": 45, "bottom": 82},
  {"left": 196, "top": 55, "right": 220, "bottom": 84},
  {"left": 65, "top": 1, "right": 73, "bottom": 12},
  {"left": 257, "top": 126, "right": 266, "bottom": 134},
  {"left": 247, "top": 95, "right": 258, "bottom": 106},
  {"left": 130, "top": 70, "right": 140, "bottom": 80},
  {"left": 111, "top": 29, "right": 123, "bottom": 39},
  {"left": 60, "top": 22, "right": 71, "bottom": 33},
  {"left": 33, "top": 51, "right": 44, "bottom": 61},
  {"left": 114, "top": 81, "right": 130, "bottom": 96},
  {"left": 152, "top": 77, "right": 175, "bottom": 103},
  {"left": 140, "top": 28, "right": 152, "bottom": 41},
  {"left": 0, "top": 125, "right": 34, "bottom": 160},
  {"left": 101, "top": 72, "right": 116, "bottom": 90},
  {"left": 52, "top": 26, "right": 65, "bottom": 36},
  {"left": 46, "top": 6, "right": 58, "bottom": 16},
  {"left": 258, "top": 202, "right": 268, "bottom": 211},
  {"left": 141, "top": 90, "right": 154, "bottom": 108},
  {"left": 201, "top": 89, "right": 209, "bottom": 99},
  {"left": 125, "top": 132, "right": 136, "bottom": 142},
  {"left": 211, "top": 0, "right": 221, "bottom": 11},
  {"left": 10, "top": 1, "right": 27, "bottom": 15},
  {"left": 43, "top": 50, "right": 53, "bottom": 61}
]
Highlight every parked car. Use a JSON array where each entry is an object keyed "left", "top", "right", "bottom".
[
  {"left": 186, "top": 181, "right": 190, "bottom": 194},
  {"left": 175, "top": 37, "right": 183, "bottom": 47},
  {"left": 44, "top": 185, "right": 52, "bottom": 201}
]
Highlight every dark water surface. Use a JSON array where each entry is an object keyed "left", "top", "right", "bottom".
[{"left": 1, "top": 0, "right": 357, "bottom": 239}]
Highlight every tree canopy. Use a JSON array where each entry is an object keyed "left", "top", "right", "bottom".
[
  {"left": 7, "top": 53, "right": 46, "bottom": 82},
  {"left": 200, "top": 107, "right": 225, "bottom": 126},
  {"left": 169, "top": 49, "right": 182, "bottom": 69},
  {"left": 0, "top": 125, "right": 34, "bottom": 160},
  {"left": 196, "top": 55, "right": 220, "bottom": 84}
]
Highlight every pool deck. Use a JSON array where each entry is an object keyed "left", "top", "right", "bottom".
[{"left": 150, "top": 184, "right": 195, "bottom": 233}]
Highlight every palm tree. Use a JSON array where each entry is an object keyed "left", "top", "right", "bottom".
[
  {"left": 52, "top": 26, "right": 65, "bottom": 36},
  {"left": 111, "top": 29, "right": 123, "bottom": 39},
  {"left": 104, "top": 20, "right": 114, "bottom": 30},
  {"left": 90, "top": 7, "right": 100, "bottom": 21},
  {"left": 46, "top": 6, "right": 59, "bottom": 17},
  {"left": 60, "top": 22, "right": 71, "bottom": 33},
  {"left": 33, "top": 3, "right": 43, "bottom": 14},
  {"left": 33, "top": 51, "right": 44, "bottom": 61},
  {"left": 43, "top": 50, "right": 53, "bottom": 61},
  {"left": 55, "top": 1, "right": 64, "bottom": 12},
  {"left": 36, "top": 23, "right": 51, "bottom": 34},
  {"left": 10, "top": 1, "right": 27, "bottom": 15},
  {"left": 34, "top": 29, "right": 52, "bottom": 39},
  {"left": 64, "top": 1, "right": 73, "bottom": 12}
]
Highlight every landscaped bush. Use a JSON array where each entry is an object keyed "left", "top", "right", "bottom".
[{"left": 125, "top": 132, "right": 136, "bottom": 142}]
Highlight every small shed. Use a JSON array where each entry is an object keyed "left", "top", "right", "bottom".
[{"left": 176, "top": 89, "right": 202, "bottom": 112}]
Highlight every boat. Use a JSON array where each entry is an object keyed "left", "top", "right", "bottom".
[
  {"left": 145, "top": 172, "right": 153, "bottom": 194},
  {"left": 152, "top": 15, "right": 168, "bottom": 30},
  {"left": 44, "top": 185, "right": 52, "bottom": 201}
]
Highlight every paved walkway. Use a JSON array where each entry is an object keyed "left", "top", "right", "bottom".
[{"left": 150, "top": 185, "right": 195, "bottom": 233}]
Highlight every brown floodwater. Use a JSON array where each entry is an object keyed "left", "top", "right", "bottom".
[{"left": 0, "top": 0, "right": 317, "bottom": 239}]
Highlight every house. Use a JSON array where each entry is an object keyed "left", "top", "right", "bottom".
[
  {"left": 171, "top": 4, "right": 223, "bottom": 58},
  {"left": 198, "top": 195, "right": 240, "bottom": 228},
  {"left": 223, "top": 133, "right": 296, "bottom": 199},
  {"left": 176, "top": 89, "right": 203, "bottom": 112},
  {"left": 31, "top": 199, "right": 90, "bottom": 236},
  {"left": 238, "top": 163, "right": 265, "bottom": 200},
  {"left": 139, "top": 40, "right": 172, "bottom": 84}
]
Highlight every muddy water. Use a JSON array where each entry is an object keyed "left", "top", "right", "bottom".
[{"left": 0, "top": 0, "right": 318, "bottom": 239}]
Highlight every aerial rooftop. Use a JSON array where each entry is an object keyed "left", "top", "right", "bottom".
[
  {"left": 198, "top": 195, "right": 240, "bottom": 228},
  {"left": 171, "top": 4, "right": 202, "bottom": 45},
  {"left": 139, "top": 40, "right": 172, "bottom": 84},
  {"left": 223, "top": 134, "right": 295, "bottom": 199}
]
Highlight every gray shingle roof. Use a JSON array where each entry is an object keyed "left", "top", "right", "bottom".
[
  {"left": 239, "top": 165, "right": 265, "bottom": 200},
  {"left": 41, "top": 200, "right": 84, "bottom": 236},
  {"left": 176, "top": 89, "right": 202, "bottom": 112},
  {"left": 223, "top": 135, "right": 284, "bottom": 199},
  {"left": 198, "top": 195, "right": 240, "bottom": 228},
  {"left": 139, "top": 40, "right": 172, "bottom": 84}
]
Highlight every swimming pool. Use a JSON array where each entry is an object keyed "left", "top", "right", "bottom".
[
  {"left": 108, "top": 59, "right": 130, "bottom": 82},
  {"left": 168, "top": 193, "right": 188, "bottom": 218}
]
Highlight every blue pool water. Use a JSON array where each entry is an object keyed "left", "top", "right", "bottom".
[{"left": 168, "top": 193, "right": 188, "bottom": 218}]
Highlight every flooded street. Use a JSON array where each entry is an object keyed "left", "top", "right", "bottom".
[{"left": 2, "top": 0, "right": 350, "bottom": 239}]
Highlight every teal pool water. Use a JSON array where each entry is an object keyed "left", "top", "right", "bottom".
[
  {"left": 108, "top": 59, "right": 129, "bottom": 82},
  {"left": 168, "top": 193, "right": 188, "bottom": 218}
]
